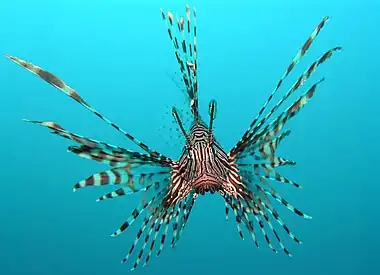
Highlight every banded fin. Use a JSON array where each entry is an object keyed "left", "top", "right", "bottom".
[
  {"left": 226, "top": 196, "right": 260, "bottom": 247},
  {"left": 23, "top": 120, "right": 170, "bottom": 166},
  {"left": 174, "top": 193, "right": 197, "bottom": 245},
  {"left": 156, "top": 212, "right": 172, "bottom": 257},
  {"left": 258, "top": 197, "right": 303, "bottom": 247},
  {"left": 6, "top": 54, "right": 170, "bottom": 162},
  {"left": 227, "top": 196, "right": 245, "bottom": 240},
  {"left": 130, "top": 212, "right": 163, "bottom": 271},
  {"left": 122, "top": 207, "right": 161, "bottom": 264},
  {"left": 254, "top": 202, "right": 293, "bottom": 256},
  {"left": 230, "top": 17, "right": 331, "bottom": 155},
  {"left": 96, "top": 178, "right": 167, "bottom": 202},
  {"left": 255, "top": 77, "right": 326, "bottom": 145},
  {"left": 240, "top": 165, "right": 302, "bottom": 188},
  {"left": 170, "top": 202, "right": 183, "bottom": 248},
  {"left": 255, "top": 184, "right": 312, "bottom": 219},
  {"left": 111, "top": 188, "right": 168, "bottom": 237},
  {"left": 142, "top": 212, "right": 168, "bottom": 267},
  {"left": 230, "top": 15, "right": 341, "bottom": 157},
  {"left": 244, "top": 48, "right": 341, "bottom": 148},
  {"left": 161, "top": 5, "right": 199, "bottom": 120}
]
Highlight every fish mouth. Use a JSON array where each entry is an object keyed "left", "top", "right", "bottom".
[{"left": 192, "top": 174, "right": 221, "bottom": 195}]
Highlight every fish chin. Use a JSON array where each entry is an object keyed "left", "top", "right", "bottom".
[{"left": 192, "top": 174, "right": 221, "bottom": 195}]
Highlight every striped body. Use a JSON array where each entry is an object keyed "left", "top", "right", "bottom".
[{"left": 167, "top": 121, "right": 243, "bottom": 206}]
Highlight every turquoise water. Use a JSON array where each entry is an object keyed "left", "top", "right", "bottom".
[{"left": 1, "top": 0, "right": 379, "bottom": 274}]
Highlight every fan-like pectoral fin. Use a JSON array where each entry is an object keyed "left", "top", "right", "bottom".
[
  {"left": 230, "top": 16, "right": 341, "bottom": 158},
  {"left": 7, "top": 54, "right": 171, "bottom": 163}
]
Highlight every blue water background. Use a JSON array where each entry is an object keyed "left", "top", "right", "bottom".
[{"left": 1, "top": 0, "right": 379, "bottom": 274}]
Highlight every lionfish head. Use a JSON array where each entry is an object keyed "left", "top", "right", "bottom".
[{"left": 167, "top": 101, "right": 243, "bottom": 205}]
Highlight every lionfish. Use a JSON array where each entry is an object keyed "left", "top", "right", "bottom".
[{"left": 7, "top": 4, "right": 341, "bottom": 271}]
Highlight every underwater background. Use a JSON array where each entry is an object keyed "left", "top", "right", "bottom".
[{"left": 1, "top": 0, "right": 379, "bottom": 274}]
